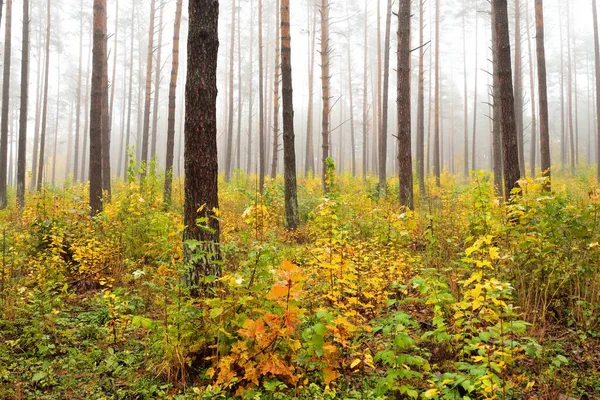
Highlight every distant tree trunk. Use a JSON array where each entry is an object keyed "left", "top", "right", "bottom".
[
  {"left": 90, "top": 0, "right": 106, "bottom": 215},
  {"left": 109, "top": 0, "right": 119, "bottom": 155},
  {"left": 30, "top": 26, "right": 43, "bottom": 191},
  {"left": 118, "top": 7, "right": 134, "bottom": 180},
  {"left": 151, "top": 2, "right": 163, "bottom": 162},
  {"left": 51, "top": 62, "right": 60, "bottom": 187},
  {"left": 320, "top": 0, "right": 330, "bottom": 192},
  {"left": 346, "top": 36, "right": 356, "bottom": 177},
  {"left": 462, "top": 0, "right": 469, "bottom": 179},
  {"left": 398, "top": 0, "right": 413, "bottom": 209},
  {"left": 73, "top": 0, "right": 84, "bottom": 182},
  {"left": 559, "top": 9, "right": 566, "bottom": 171},
  {"left": 37, "top": 0, "right": 51, "bottom": 191},
  {"left": 535, "top": 0, "right": 551, "bottom": 190},
  {"left": 0, "top": 0, "right": 12, "bottom": 208},
  {"left": 280, "top": 0, "right": 299, "bottom": 229},
  {"left": 141, "top": 0, "right": 156, "bottom": 174},
  {"left": 526, "top": 2, "right": 537, "bottom": 178},
  {"left": 163, "top": 0, "right": 183, "bottom": 204},
  {"left": 184, "top": 0, "right": 221, "bottom": 291},
  {"left": 66, "top": 104, "right": 73, "bottom": 181},
  {"left": 362, "top": 2, "right": 368, "bottom": 180},
  {"left": 492, "top": 0, "right": 521, "bottom": 200},
  {"left": 514, "top": 0, "right": 525, "bottom": 176},
  {"left": 81, "top": 31, "right": 92, "bottom": 182},
  {"left": 471, "top": 12, "right": 479, "bottom": 172},
  {"left": 246, "top": 3, "right": 254, "bottom": 174},
  {"left": 305, "top": 2, "right": 316, "bottom": 176},
  {"left": 434, "top": 0, "right": 441, "bottom": 186},
  {"left": 270, "top": 0, "right": 281, "bottom": 180},
  {"left": 235, "top": 2, "right": 242, "bottom": 170},
  {"left": 416, "top": 0, "right": 425, "bottom": 194},
  {"left": 16, "top": 0, "right": 29, "bottom": 207},
  {"left": 258, "top": 0, "right": 265, "bottom": 192},
  {"left": 594, "top": 0, "right": 600, "bottom": 182},
  {"left": 376, "top": 0, "right": 381, "bottom": 178},
  {"left": 566, "top": 1, "right": 575, "bottom": 175},
  {"left": 378, "top": 0, "right": 392, "bottom": 195}
]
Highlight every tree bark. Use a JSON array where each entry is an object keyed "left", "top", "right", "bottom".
[
  {"left": 150, "top": 1, "right": 163, "bottom": 162},
  {"left": 16, "top": 0, "right": 28, "bottom": 207},
  {"left": 305, "top": 1, "right": 316, "bottom": 176},
  {"left": 514, "top": 0, "right": 525, "bottom": 176},
  {"left": 362, "top": 2, "right": 368, "bottom": 180},
  {"left": 184, "top": 0, "right": 221, "bottom": 291},
  {"left": 320, "top": 0, "right": 330, "bottom": 192},
  {"left": 471, "top": 11, "right": 479, "bottom": 172},
  {"left": 246, "top": 3, "right": 254, "bottom": 174},
  {"left": 434, "top": 0, "right": 441, "bottom": 186},
  {"left": 0, "top": 0, "right": 12, "bottom": 208},
  {"left": 90, "top": 0, "right": 106, "bottom": 215},
  {"left": 594, "top": 0, "right": 600, "bottom": 182},
  {"left": 280, "top": 0, "right": 299, "bottom": 229},
  {"left": 379, "top": 0, "right": 392, "bottom": 195},
  {"left": 270, "top": 0, "right": 281, "bottom": 180},
  {"left": 101, "top": 23, "right": 111, "bottom": 200},
  {"left": 141, "top": 0, "right": 156, "bottom": 174},
  {"left": 51, "top": 61, "right": 60, "bottom": 187},
  {"left": 73, "top": 0, "right": 84, "bottom": 182},
  {"left": 398, "top": 0, "right": 413, "bottom": 209},
  {"left": 81, "top": 30, "right": 92, "bottom": 182},
  {"left": 30, "top": 25, "right": 43, "bottom": 191},
  {"left": 163, "top": 0, "right": 183, "bottom": 204},
  {"left": 491, "top": 5, "right": 503, "bottom": 197},
  {"left": 526, "top": 2, "right": 537, "bottom": 178},
  {"left": 492, "top": 0, "right": 521, "bottom": 200},
  {"left": 258, "top": 0, "right": 265, "bottom": 192},
  {"left": 462, "top": 0, "right": 469, "bottom": 179},
  {"left": 566, "top": 0, "right": 575, "bottom": 175},
  {"left": 535, "top": 0, "right": 550, "bottom": 190},
  {"left": 37, "top": 0, "right": 51, "bottom": 191}
]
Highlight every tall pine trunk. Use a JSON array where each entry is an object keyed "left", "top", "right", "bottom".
[
  {"left": 258, "top": 0, "right": 265, "bottom": 192},
  {"left": 37, "top": 0, "right": 51, "bottom": 191},
  {"left": 16, "top": 0, "right": 28, "bottom": 207},
  {"left": 434, "top": 0, "right": 441, "bottom": 186},
  {"left": 150, "top": 2, "right": 163, "bottom": 161},
  {"left": 73, "top": 0, "right": 84, "bottom": 182},
  {"left": 398, "top": 0, "right": 413, "bottom": 209},
  {"left": 535, "top": 0, "right": 551, "bottom": 190},
  {"left": 514, "top": 0, "right": 525, "bottom": 176},
  {"left": 270, "top": 0, "right": 281, "bottom": 179},
  {"left": 594, "top": 0, "right": 600, "bottom": 182},
  {"left": 526, "top": 2, "right": 537, "bottom": 178},
  {"left": 379, "top": 0, "right": 392, "bottom": 195},
  {"left": 305, "top": 2, "right": 316, "bottom": 176},
  {"left": 184, "top": 0, "right": 221, "bottom": 291},
  {"left": 163, "top": 0, "right": 183, "bottom": 204},
  {"left": 320, "top": 0, "right": 330, "bottom": 192},
  {"left": 90, "top": 0, "right": 106, "bottom": 215},
  {"left": 140, "top": 0, "right": 156, "bottom": 174},
  {"left": 0, "top": 0, "right": 12, "bottom": 208}
]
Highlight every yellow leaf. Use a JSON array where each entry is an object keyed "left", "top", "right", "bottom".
[
  {"left": 323, "top": 367, "right": 341, "bottom": 385},
  {"left": 423, "top": 388, "right": 440, "bottom": 398},
  {"left": 350, "top": 359, "right": 361, "bottom": 369}
]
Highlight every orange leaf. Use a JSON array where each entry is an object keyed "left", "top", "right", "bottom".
[{"left": 323, "top": 366, "right": 341, "bottom": 385}]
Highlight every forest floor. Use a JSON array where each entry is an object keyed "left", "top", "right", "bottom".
[{"left": 1, "top": 169, "right": 600, "bottom": 399}]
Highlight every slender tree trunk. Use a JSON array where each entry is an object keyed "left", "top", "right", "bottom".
[
  {"left": 30, "top": 26, "right": 43, "bottom": 191},
  {"left": 592, "top": 0, "right": 600, "bottom": 181},
  {"left": 119, "top": 7, "right": 134, "bottom": 180},
  {"left": 492, "top": 7, "right": 503, "bottom": 196},
  {"left": 0, "top": 0, "right": 12, "bottom": 208},
  {"left": 434, "top": 0, "right": 441, "bottom": 186},
  {"left": 471, "top": 12, "right": 479, "bottom": 172},
  {"left": 109, "top": 0, "right": 119, "bottom": 153},
  {"left": 258, "top": 0, "right": 265, "bottom": 192},
  {"left": 416, "top": 0, "right": 425, "bottom": 194},
  {"left": 514, "top": 0, "right": 525, "bottom": 176},
  {"left": 566, "top": 0, "right": 575, "bottom": 175},
  {"left": 73, "top": 0, "right": 84, "bottom": 182},
  {"left": 535, "top": 0, "right": 550, "bottom": 190},
  {"left": 90, "top": 0, "right": 106, "bottom": 215},
  {"left": 320, "top": 0, "right": 330, "bottom": 191},
  {"left": 163, "top": 0, "right": 183, "bottom": 204},
  {"left": 81, "top": 30, "right": 92, "bottom": 182},
  {"left": 37, "top": 0, "right": 51, "bottom": 191},
  {"left": 235, "top": 2, "right": 242, "bottom": 171},
  {"left": 101, "top": 25, "right": 111, "bottom": 199},
  {"left": 280, "top": 0, "right": 299, "bottom": 228},
  {"left": 559, "top": 9, "right": 566, "bottom": 171},
  {"left": 378, "top": 0, "right": 392, "bottom": 195},
  {"left": 246, "top": 3, "right": 254, "bottom": 174},
  {"left": 305, "top": 2, "right": 316, "bottom": 176},
  {"left": 270, "top": 0, "right": 281, "bottom": 179},
  {"left": 398, "top": 0, "right": 413, "bottom": 209},
  {"left": 362, "top": 3, "right": 368, "bottom": 180},
  {"left": 141, "top": 0, "right": 156, "bottom": 174},
  {"left": 462, "top": 0, "right": 469, "bottom": 179},
  {"left": 151, "top": 2, "right": 163, "bottom": 162},
  {"left": 526, "top": 2, "right": 537, "bottom": 178},
  {"left": 493, "top": 0, "right": 521, "bottom": 200},
  {"left": 184, "top": 0, "right": 221, "bottom": 291},
  {"left": 346, "top": 35, "right": 356, "bottom": 177},
  {"left": 16, "top": 0, "right": 29, "bottom": 207},
  {"left": 51, "top": 62, "right": 60, "bottom": 187}
]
